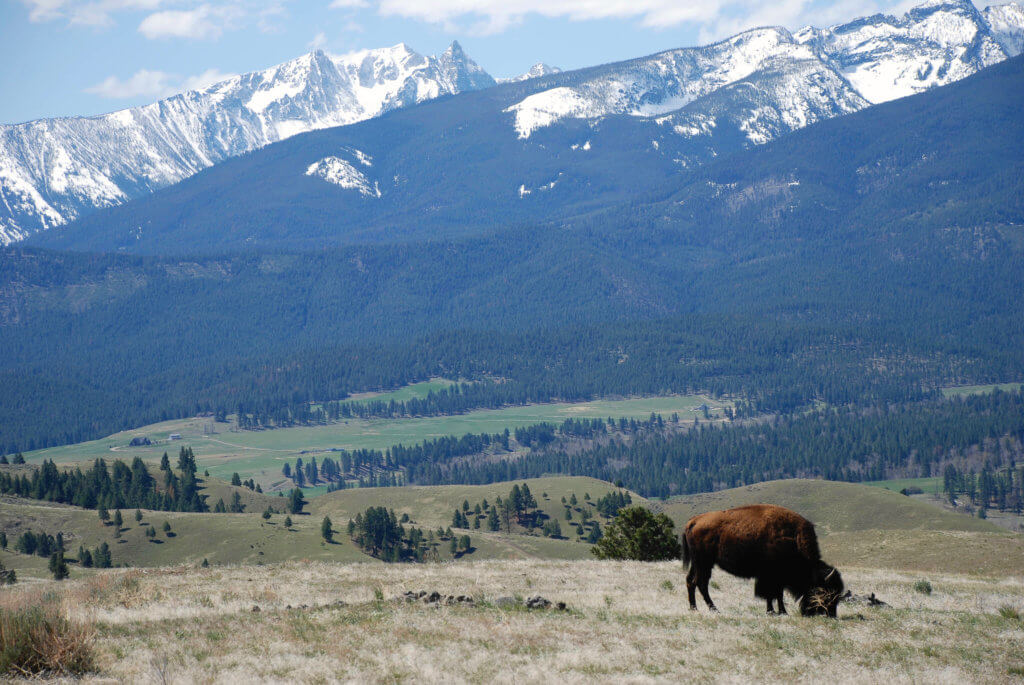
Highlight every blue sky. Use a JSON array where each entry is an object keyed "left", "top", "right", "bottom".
[{"left": 2, "top": 0, "right": 929, "bottom": 124}]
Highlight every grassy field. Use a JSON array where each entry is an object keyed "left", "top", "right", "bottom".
[
  {"left": 865, "top": 477, "right": 943, "bottom": 495},
  {"left": 337, "top": 378, "right": 456, "bottom": 404},
  {"left": 4, "top": 477, "right": 1024, "bottom": 681},
  {"left": 311, "top": 476, "right": 640, "bottom": 529},
  {"left": 941, "top": 381, "right": 1024, "bottom": 397},
  {"left": 10, "top": 560, "right": 1024, "bottom": 682},
  {"left": 23, "top": 394, "right": 725, "bottom": 492}
]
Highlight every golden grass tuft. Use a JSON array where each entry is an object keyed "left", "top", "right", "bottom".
[{"left": 0, "top": 588, "right": 94, "bottom": 676}]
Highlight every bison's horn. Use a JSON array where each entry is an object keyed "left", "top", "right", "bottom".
[{"left": 825, "top": 568, "right": 836, "bottom": 581}]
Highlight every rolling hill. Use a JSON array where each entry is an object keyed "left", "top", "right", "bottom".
[
  {"left": 2, "top": 476, "right": 1019, "bottom": 578},
  {"left": 659, "top": 479, "right": 1023, "bottom": 574}
]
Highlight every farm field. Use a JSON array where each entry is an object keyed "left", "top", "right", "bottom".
[
  {"left": 11, "top": 560, "right": 1024, "bottom": 683},
  {"left": 23, "top": 394, "right": 726, "bottom": 491}
]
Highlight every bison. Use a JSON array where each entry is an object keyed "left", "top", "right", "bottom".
[{"left": 681, "top": 504, "right": 844, "bottom": 617}]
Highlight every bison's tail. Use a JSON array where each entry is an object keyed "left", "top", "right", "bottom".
[{"left": 680, "top": 531, "right": 691, "bottom": 569}]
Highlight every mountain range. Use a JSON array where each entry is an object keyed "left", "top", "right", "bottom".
[
  {"left": 3, "top": 0, "right": 1023, "bottom": 247},
  {"left": 0, "top": 41, "right": 495, "bottom": 245},
  {"left": 27, "top": 0, "right": 1023, "bottom": 254}
]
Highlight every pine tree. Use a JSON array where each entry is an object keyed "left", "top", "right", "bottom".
[
  {"left": 95, "top": 542, "right": 112, "bottom": 568},
  {"left": 113, "top": 509, "right": 123, "bottom": 529},
  {"left": 321, "top": 516, "right": 333, "bottom": 542},
  {"left": 160, "top": 452, "right": 170, "bottom": 471},
  {"left": 135, "top": 509, "right": 143, "bottom": 523},
  {"left": 289, "top": 488, "right": 306, "bottom": 514},
  {"left": 162, "top": 521, "right": 172, "bottom": 534},
  {"left": 284, "top": 516, "right": 293, "bottom": 529},
  {"left": 201, "top": 558, "right": 209, "bottom": 568},
  {"left": 98, "top": 506, "right": 110, "bottom": 523},
  {"left": 231, "top": 472, "right": 242, "bottom": 486},
  {"left": 49, "top": 551, "right": 69, "bottom": 581},
  {"left": 262, "top": 507, "right": 272, "bottom": 520},
  {"left": 146, "top": 526, "right": 156, "bottom": 538}
]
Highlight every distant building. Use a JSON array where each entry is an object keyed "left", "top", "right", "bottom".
[{"left": 168, "top": 433, "right": 182, "bottom": 441}]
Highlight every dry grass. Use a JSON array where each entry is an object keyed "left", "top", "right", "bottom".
[
  {"left": 0, "top": 587, "right": 95, "bottom": 676},
  {"left": 6, "top": 560, "right": 1019, "bottom": 683}
]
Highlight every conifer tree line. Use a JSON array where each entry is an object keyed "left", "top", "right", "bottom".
[
  {"left": 4, "top": 529, "right": 113, "bottom": 568},
  {"left": 0, "top": 447, "right": 207, "bottom": 512},
  {"left": 443, "top": 391, "right": 1024, "bottom": 498},
  {"left": 943, "top": 463, "right": 1024, "bottom": 514},
  {"left": 346, "top": 506, "right": 469, "bottom": 562},
  {"left": 306, "top": 391, "right": 1023, "bottom": 500},
  {"left": 450, "top": 483, "right": 614, "bottom": 542}
]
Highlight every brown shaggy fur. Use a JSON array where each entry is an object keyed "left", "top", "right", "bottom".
[{"left": 681, "top": 504, "right": 844, "bottom": 616}]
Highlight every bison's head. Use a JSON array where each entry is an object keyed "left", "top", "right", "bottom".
[{"left": 800, "top": 564, "right": 845, "bottom": 617}]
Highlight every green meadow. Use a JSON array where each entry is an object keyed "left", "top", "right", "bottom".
[
  {"left": 25, "top": 394, "right": 726, "bottom": 492},
  {"left": 941, "top": 382, "right": 1024, "bottom": 397}
]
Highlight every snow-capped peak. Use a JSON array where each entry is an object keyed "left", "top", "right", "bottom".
[
  {"left": 985, "top": 2, "right": 1024, "bottom": 55},
  {"left": 498, "top": 63, "right": 563, "bottom": 83},
  {"left": 0, "top": 42, "right": 496, "bottom": 245}
]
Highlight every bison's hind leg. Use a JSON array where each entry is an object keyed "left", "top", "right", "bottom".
[
  {"left": 686, "top": 565, "right": 699, "bottom": 611},
  {"left": 686, "top": 563, "right": 717, "bottom": 612}
]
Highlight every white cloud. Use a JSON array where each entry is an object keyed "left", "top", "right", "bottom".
[
  {"left": 84, "top": 69, "right": 175, "bottom": 98},
  {"left": 85, "top": 67, "right": 235, "bottom": 98},
  {"left": 138, "top": 4, "right": 239, "bottom": 38},
  {"left": 308, "top": 31, "right": 328, "bottom": 48},
  {"left": 20, "top": 0, "right": 165, "bottom": 26},
  {"left": 20, "top": 0, "right": 72, "bottom": 22},
  {"left": 180, "top": 67, "right": 237, "bottom": 90},
  {"left": 343, "top": 0, "right": 924, "bottom": 36},
  {"left": 257, "top": 1, "right": 287, "bottom": 32}
]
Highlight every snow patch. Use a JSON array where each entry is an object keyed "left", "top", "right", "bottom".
[
  {"left": 517, "top": 173, "right": 563, "bottom": 197},
  {"left": 505, "top": 88, "right": 590, "bottom": 139},
  {"left": 305, "top": 156, "right": 380, "bottom": 197}
]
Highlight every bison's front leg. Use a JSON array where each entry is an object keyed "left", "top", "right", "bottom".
[{"left": 776, "top": 594, "right": 787, "bottom": 615}]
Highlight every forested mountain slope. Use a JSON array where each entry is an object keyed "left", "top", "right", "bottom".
[{"left": 2, "top": 55, "right": 1023, "bottom": 453}]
